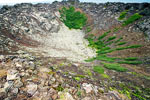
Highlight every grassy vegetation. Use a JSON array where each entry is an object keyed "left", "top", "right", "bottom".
[
  {"left": 106, "top": 36, "right": 116, "bottom": 42},
  {"left": 117, "top": 42, "right": 127, "bottom": 45},
  {"left": 86, "top": 28, "right": 142, "bottom": 72},
  {"left": 118, "top": 10, "right": 128, "bottom": 20},
  {"left": 113, "top": 27, "right": 120, "bottom": 32},
  {"left": 93, "top": 66, "right": 109, "bottom": 78},
  {"left": 124, "top": 57, "right": 138, "bottom": 61},
  {"left": 86, "top": 26, "right": 92, "bottom": 32},
  {"left": 102, "top": 62, "right": 128, "bottom": 72},
  {"left": 95, "top": 55, "right": 116, "bottom": 62},
  {"left": 93, "top": 66, "right": 104, "bottom": 74},
  {"left": 115, "top": 37, "right": 123, "bottom": 43},
  {"left": 97, "top": 49, "right": 115, "bottom": 54},
  {"left": 59, "top": 6, "right": 87, "bottom": 29},
  {"left": 115, "top": 45, "right": 142, "bottom": 50},
  {"left": 118, "top": 61, "right": 142, "bottom": 65},
  {"left": 116, "top": 83, "right": 149, "bottom": 100},
  {"left": 122, "top": 13, "right": 142, "bottom": 26},
  {"left": 98, "top": 31, "right": 111, "bottom": 40}
]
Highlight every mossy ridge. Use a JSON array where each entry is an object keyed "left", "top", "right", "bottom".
[
  {"left": 118, "top": 10, "right": 128, "bottom": 20},
  {"left": 95, "top": 55, "right": 116, "bottom": 62},
  {"left": 93, "top": 66, "right": 104, "bottom": 74},
  {"left": 93, "top": 66, "right": 109, "bottom": 78},
  {"left": 101, "top": 62, "right": 128, "bottom": 72},
  {"left": 118, "top": 61, "right": 142, "bottom": 65},
  {"left": 110, "top": 83, "right": 149, "bottom": 100},
  {"left": 59, "top": 6, "right": 87, "bottom": 29},
  {"left": 86, "top": 26, "right": 142, "bottom": 72},
  {"left": 122, "top": 13, "right": 142, "bottom": 26},
  {"left": 124, "top": 57, "right": 138, "bottom": 61}
]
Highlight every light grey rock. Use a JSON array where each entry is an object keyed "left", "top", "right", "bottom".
[
  {"left": 26, "top": 83, "right": 38, "bottom": 95},
  {"left": 0, "top": 55, "right": 4, "bottom": 60},
  {"left": 11, "top": 88, "right": 18, "bottom": 94},
  {"left": 4, "top": 81, "right": 14, "bottom": 92},
  {"left": 29, "top": 61, "right": 35, "bottom": 69},
  {"left": 7, "top": 69, "right": 19, "bottom": 80},
  {"left": 82, "top": 97, "right": 91, "bottom": 100},
  {"left": 14, "top": 80, "right": 23, "bottom": 88},
  {"left": 82, "top": 83, "right": 93, "bottom": 94},
  {"left": 58, "top": 92, "right": 75, "bottom": 100}
]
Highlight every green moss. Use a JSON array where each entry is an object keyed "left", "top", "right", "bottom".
[
  {"left": 86, "top": 26, "right": 92, "bottom": 32},
  {"left": 97, "top": 49, "right": 115, "bottom": 54},
  {"left": 74, "top": 77, "right": 81, "bottom": 81},
  {"left": 105, "top": 41, "right": 114, "bottom": 46},
  {"left": 101, "top": 74, "right": 110, "bottom": 79},
  {"left": 117, "top": 42, "right": 127, "bottom": 45},
  {"left": 124, "top": 57, "right": 138, "bottom": 61},
  {"left": 59, "top": 6, "right": 87, "bottom": 29},
  {"left": 77, "top": 91, "right": 82, "bottom": 97},
  {"left": 122, "top": 13, "right": 142, "bottom": 26},
  {"left": 102, "top": 62, "right": 128, "bottom": 72},
  {"left": 86, "top": 69, "right": 93, "bottom": 77},
  {"left": 106, "top": 36, "right": 116, "bottom": 42},
  {"left": 115, "top": 37, "right": 123, "bottom": 43},
  {"left": 113, "top": 27, "right": 120, "bottom": 32},
  {"left": 85, "top": 57, "right": 95, "bottom": 62},
  {"left": 95, "top": 55, "right": 116, "bottom": 62},
  {"left": 98, "top": 31, "right": 111, "bottom": 40},
  {"left": 118, "top": 10, "right": 128, "bottom": 20},
  {"left": 127, "top": 45, "right": 142, "bottom": 48},
  {"left": 56, "top": 85, "right": 64, "bottom": 91},
  {"left": 76, "top": 74, "right": 85, "bottom": 78},
  {"left": 118, "top": 61, "right": 142, "bottom": 65},
  {"left": 116, "top": 45, "right": 142, "bottom": 50},
  {"left": 93, "top": 66, "right": 104, "bottom": 74}
]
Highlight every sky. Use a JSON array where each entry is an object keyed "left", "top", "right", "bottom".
[{"left": 0, "top": 0, "right": 150, "bottom": 5}]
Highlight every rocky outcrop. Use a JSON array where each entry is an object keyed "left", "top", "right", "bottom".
[
  {"left": 0, "top": 51, "right": 129, "bottom": 100},
  {"left": 0, "top": 1, "right": 150, "bottom": 100},
  {"left": 0, "top": 2, "right": 150, "bottom": 54}
]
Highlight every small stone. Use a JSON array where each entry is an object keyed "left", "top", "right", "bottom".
[
  {"left": 0, "top": 91, "right": 6, "bottom": 100},
  {"left": 7, "top": 69, "right": 19, "bottom": 80},
  {"left": 15, "top": 62, "right": 22, "bottom": 68},
  {"left": 14, "top": 80, "right": 23, "bottom": 88},
  {"left": 58, "top": 92, "right": 74, "bottom": 100},
  {"left": 11, "top": 88, "right": 18, "bottom": 94},
  {"left": 39, "top": 67, "right": 50, "bottom": 73},
  {"left": 0, "top": 70, "right": 7, "bottom": 78},
  {"left": 49, "top": 88, "right": 56, "bottom": 94},
  {"left": 29, "top": 61, "right": 35, "bottom": 69},
  {"left": 0, "top": 55, "right": 4, "bottom": 60},
  {"left": 52, "top": 94, "right": 58, "bottom": 100},
  {"left": 82, "top": 97, "right": 91, "bottom": 100},
  {"left": 82, "top": 83, "right": 93, "bottom": 93},
  {"left": 51, "top": 77, "right": 56, "bottom": 83},
  {"left": 4, "top": 81, "right": 14, "bottom": 92},
  {"left": 26, "top": 83, "right": 38, "bottom": 95}
]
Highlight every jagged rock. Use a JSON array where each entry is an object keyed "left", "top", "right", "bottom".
[
  {"left": 0, "top": 91, "right": 6, "bottom": 100},
  {"left": 82, "top": 83, "right": 93, "bottom": 93},
  {"left": 11, "top": 88, "right": 18, "bottom": 94},
  {"left": 82, "top": 97, "right": 91, "bottom": 100},
  {"left": 14, "top": 79, "right": 23, "bottom": 88},
  {"left": 15, "top": 62, "right": 22, "bottom": 68},
  {"left": 7, "top": 69, "right": 19, "bottom": 80},
  {"left": 4, "top": 81, "right": 14, "bottom": 92},
  {"left": 58, "top": 92, "right": 74, "bottom": 100},
  {"left": 26, "top": 83, "right": 38, "bottom": 95},
  {"left": 0, "top": 55, "right": 4, "bottom": 60}
]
